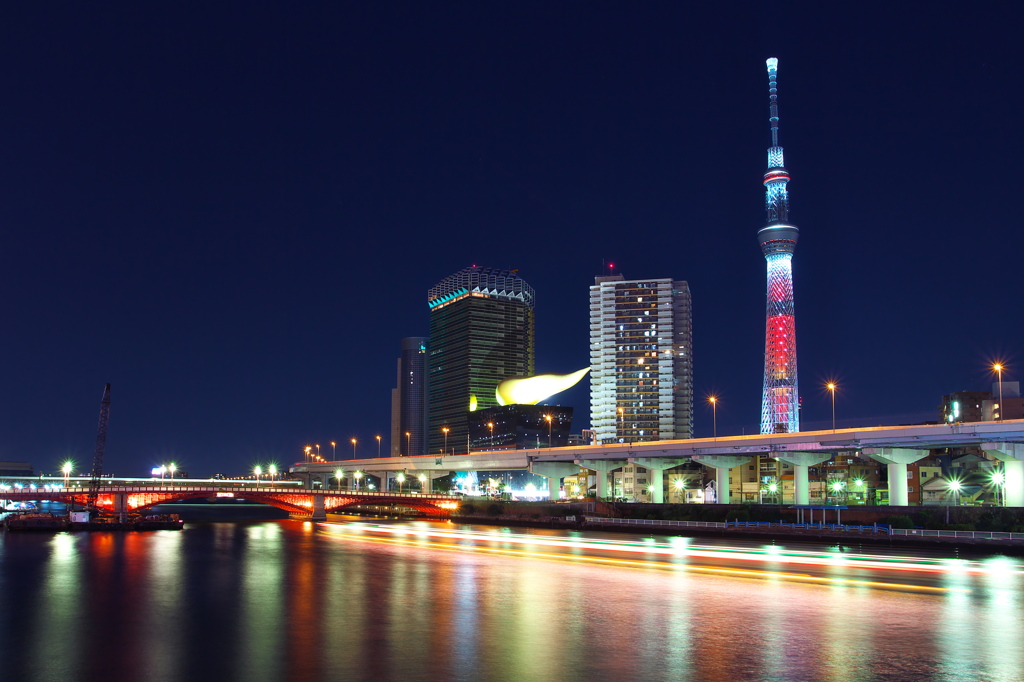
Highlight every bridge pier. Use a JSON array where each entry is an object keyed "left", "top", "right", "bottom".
[
  {"left": 982, "top": 443, "right": 1024, "bottom": 507},
  {"left": 774, "top": 452, "right": 832, "bottom": 505},
  {"left": 530, "top": 462, "right": 581, "bottom": 500},
  {"left": 311, "top": 493, "right": 327, "bottom": 521},
  {"left": 577, "top": 459, "right": 627, "bottom": 499},
  {"left": 691, "top": 455, "right": 752, "bottom": 504},
  {"left": 863, "top": 448, "right": 929, "bottom": 507},
  {"left": 630, "top": 458, "right": 689, "bottom": 503}
]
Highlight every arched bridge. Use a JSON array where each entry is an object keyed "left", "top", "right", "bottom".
[{"left": 1, "top": 486, "right": 461, "bottom": 521}]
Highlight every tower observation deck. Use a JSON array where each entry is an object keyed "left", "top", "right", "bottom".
[{"left": 759, "top": 57, "right": 800, "bottom": 434}]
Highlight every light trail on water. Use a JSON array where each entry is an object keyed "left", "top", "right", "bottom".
[{"left": 319, "top": 522, "right": 1021, "bottom": 593}]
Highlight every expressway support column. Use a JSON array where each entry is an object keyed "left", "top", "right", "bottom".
[
  {"left": 630, "top": 459, "right": 690, "bottom": 503},
  {"left": 530, "top": 462, "right": 582, "bottom": 500},
  {"left": 691, "top": 455, "right": 752, "bottom": 505},
  {"left": 863, "top": 448, "right": 929, "bottom": 507},
  {"left": 577, "top": 459, "right": 628, "bottom": 500},
  {"left": 982, "top": 443, "right": 1024, "bottom": 507},
  {"left": 311, "top": 493, "right": 327, "bottom": 521},
  {"left": 774, "top": 452, "right": 832, "bottom": 505}
]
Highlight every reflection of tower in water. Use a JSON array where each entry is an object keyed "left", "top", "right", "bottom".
[{"left": 758, "top": 58, "right": 800, "bottom": 434}]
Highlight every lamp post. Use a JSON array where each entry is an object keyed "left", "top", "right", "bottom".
[
  {"left": 992, "top": 470, "right": 1006, "bottom": 507},
  {"left": 316, "top": 444, "right": 321, "bottom": 460},
  {"left": 304, "top": 446, "right": 312, "bottom": 462},
  {"left": 993, "top": 363, "right": 1005, "bottom": 421},
  {"left": 618, "top": 406, "right": 624, "bottom": 441},
  {"left": 708, "top": 396, "right": 718, "bottom": 440},
  {"left": 160, "top": 465, "right": 167, "bottom": 486},
  {"left": 351, "top": 438, "right": 357, "bottom": 459},
  {"left": 354, "top": 470, "right": 363, "bottom": 491},
  {"left": 948, "top": 479, "right": 962, "bottom": 507},
  {"left": 397, "top": 473, "right": 405, "bottom": 493},
  {"left": 487, "top": 422, "right": 494, "bottom": 447},
  {"left": 62, "top": 461, "right": 73, "bottom": 488},
  {"left": 826, "top": 382, "right": 837, "bottom": 432},
  {"left": 335, "top": 468, "right": 343, "bottom": 492},
  {"left": 253, "top": 465, "right": 262, "bottom": 489},
  {"left": 331, "top": 441, "right": 336, "bottom": 460},
  {"left": 376, "top": 435, "right": 382, "bottom": 458},
  {"left": 168, "top": 463, "right": 177, "bottom": 483},
  {"left": 442, "top": 427, "right": 449, "bottom": 455},
  {"left": 674, "top": 477, "right": 686, "bottom": 503},
  {"left": 419, "top": 474, "right": 427, "bottom": 493},
  {"left": 268, "top": 464, "right": 277, "bottom": 484},
  {"left": 545, "top": 414, "right": 553, "bottom": 448},
  {"left": 405, "top": 432, "right": 411, "bottom": 457}
]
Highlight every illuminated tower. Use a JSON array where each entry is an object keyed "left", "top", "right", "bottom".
[{"left": 759, "top": 57, "right": 800, "bottom": 434}]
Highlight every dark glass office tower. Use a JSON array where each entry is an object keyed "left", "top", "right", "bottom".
[
  {"left": 427, "top": 267, "right": 535, "bottom": 455},
  {"left": 390, "top": 337, "right": 429, "bottom": 457}
]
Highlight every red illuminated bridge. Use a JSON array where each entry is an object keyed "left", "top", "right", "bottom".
[{"left": 1, "top": 485, "right": 461, "bottom": 521}]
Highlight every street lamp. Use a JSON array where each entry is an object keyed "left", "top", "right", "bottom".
[
  {"left": 993, "top": 363, "right": 1005, "bottom": 421},
  {"left": 331, "top": 441, "right": 336, "bottom": 460},
  {"left": 376, "top": 435, "right": 382, "bottom": 458},
  {"left": 442, "top": 427, "right": 450, "bottom": 455},
  {"left": 545, "top": 414, "right": 553, "bottom": 448},
  {"left": 351, "top": 438, "right": 357, "bottom": 459},
  {"left": 253, "top": 465, "right": 262, "bottom": 489},
  {"left": 304, "top": 445, "right": 312, "bottom": 462},
  {"left": 159, "top": 465, "right": 167, "bottom": 485},
  {"left": 674, "top": 477, "right": 686, "bottom": 503},
  {"left": 316, "top": 444, "right": 321, "bottom": 460},
  {"left": 397, "top": 473, "right": 405, "bottom": 493},
  {"left": 948, "top": 479, "right": 963, "bottom": 506},
  {"left": 405, "top": 432, "right": 411, "bottom": 456},
  {"left": 992, "top": 470, "right": 1006, "bottom": 507},
  {"left": 354, "top": 470, "right": 363, "bottom": 491},
  {"left": 487, "top": 422, "right": 494, "bottom": 447},
  {"left": 826, "top": 382, "right": 837, "bottom": 432},
  {"left": 708, "top": 396, "right": 718, "bottom": 439},
  {"left": 335, "top": 468, "right": 343, "bottom": 492},
  {"left": 618, "top": 407, "right": 624, "bottom": 441},
  {"left": 268, "top": 464, "right": 277, "bottom": 483},
  {"left": 62, "top": 460, "right": 74, "bottom": 488},
  {"left": 168, "top": 463, "right": 177, "bottom": 483},
  {"left": 419, "top": 474, "right": 427, "bottom": 493}
]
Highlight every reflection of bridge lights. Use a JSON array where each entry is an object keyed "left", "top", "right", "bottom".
[{"left": 437, "top": 501, "right": 459, "bottom": 510}]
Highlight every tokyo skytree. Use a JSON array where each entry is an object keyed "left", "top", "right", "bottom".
[{"left": 758, "top": 57, "right": 800, "bottom": 434}]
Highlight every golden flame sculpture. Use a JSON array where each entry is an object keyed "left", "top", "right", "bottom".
[{"left": 495, "top": 367, "right": 590, "bottom": 406}]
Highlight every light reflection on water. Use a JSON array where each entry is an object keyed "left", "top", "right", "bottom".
[{"left": 0, "top": 519, "right": 1022, "bottom": 682}]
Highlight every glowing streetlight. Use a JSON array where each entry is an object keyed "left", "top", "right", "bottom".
[
  {"left": 618, "top": 406, "right": 624, "bottom": 441},
  {"left": 673, "top": 477, "right": 686, "bottom": 502},
  {"left": 708, "top": 396, "right": 718, "bottom": 439},
  {"left": 397, "top": 473, "right": 406, "bottom": 493},
  {"left": 992, "top": 470, "right": 1006, "bottom": 507},
  {"left": 253, "top": 465, "right": 263, "bottom": 489},
  {"left": 61, "top": 460, "right": 74, "bottom": 487},
  {"left": 376, "top": 435, "right": 382, "bottom": 457},
  {"left": 545, "top": 414, "right": 553, "bottom": 448},
  {"left": 331, "top": 441, "right": 336, "bottom": 460},
  {"left": 168, "top": 463, "right": 177, "bottom": 482},
  {"left": 268, "top": 464, "right": 277, "bottom": 483},
  {"left": 646, "top": 484, "right": 655, "bottom": 499},
  {"left": 354, "top": 470, "right": 363, "bottom": 491},
  {"left": 826, "top": 382, "right": 837, "bottom": 432},
  {"left": 442, "top": 426, "right": 450, "bottom": 455},
  {"left": 315, "top": 444, "right": 321, "bottom": 460},
  {"left": 948, "top": 478, "right": 963, "bottom": 506},
  {"left": 304, "top": 445, "right": 312, "bottom": 462},
  {"left": 487, "top": 422, "right": 494, "bottom": 446},
  {"left": 159, "top": 464, "right": 167, "bottom": 485},
  {"left": 993, "top": 363, "right": 1005, "bottom": 421},
  {"left": 405, "top": 432, "right": 411, "bottom": 457},
  {"left": 335, "top": 468, "right": 343, "bottom": 492},
  {"left": 351, "top": 438, "right": 357, "bottom": 459},
  {"left": 419, "top": 474, "right": 427, "bottom": 493}
]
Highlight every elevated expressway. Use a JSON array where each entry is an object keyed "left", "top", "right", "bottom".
[{"left": 291, "top": 420, "right": 1024, "bottom": 506}]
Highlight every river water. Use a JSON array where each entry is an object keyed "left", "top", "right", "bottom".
[{"left": 1, "top": 508, "right": 1021, "bottom": 682}]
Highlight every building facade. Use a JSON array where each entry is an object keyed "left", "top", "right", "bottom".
[
  {"left": 589, "top": 275, "right": 693, "bottom": 444},
  {"left": 390, "top": 337, "right": 429, "bottom": 457},
  {"left": 467, "top": 404, "right": 572, "bottom": 451},
  {"left": 427, "top": 266, "right": 535, "bottom": 455}
]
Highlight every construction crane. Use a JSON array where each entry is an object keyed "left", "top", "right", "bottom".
[{"left": 86, "top": 384, "right": 111, "bottom": 511}]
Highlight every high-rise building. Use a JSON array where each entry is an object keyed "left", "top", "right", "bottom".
[
  {"left": 589, "top": 275, "right": 693, "bottom": 444},
  {"left": 427, "top": 266, "right": 535, "bottom": 455},
  {"left": 390, "top": 337, "right": 429, "bottom": 457},
  {"left": 759, "top": 57, "right": 801, "bottom": 434}
]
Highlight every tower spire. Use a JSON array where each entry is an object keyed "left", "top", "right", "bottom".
[{"left": 758, "top": 57, "right": 800, "bottom": 434}]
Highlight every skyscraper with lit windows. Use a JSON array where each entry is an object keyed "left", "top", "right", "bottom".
[
  {"left": 589, "top": 275, "right": 692, "bottom": 444},
  {"left": 427, "top": 266, "right": 535, "bottom": 455}
]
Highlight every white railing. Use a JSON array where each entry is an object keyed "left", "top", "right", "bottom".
[
  {"left": 584, "top": 517, "right": 728, "bottom": 529},
  {"left": 890, "top": 528, "right": 1024, "bottom": 541}
]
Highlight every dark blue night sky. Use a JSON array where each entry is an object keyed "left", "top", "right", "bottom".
[{"left": 1, "top": 3, "right": 1021, "bottom": 476}]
